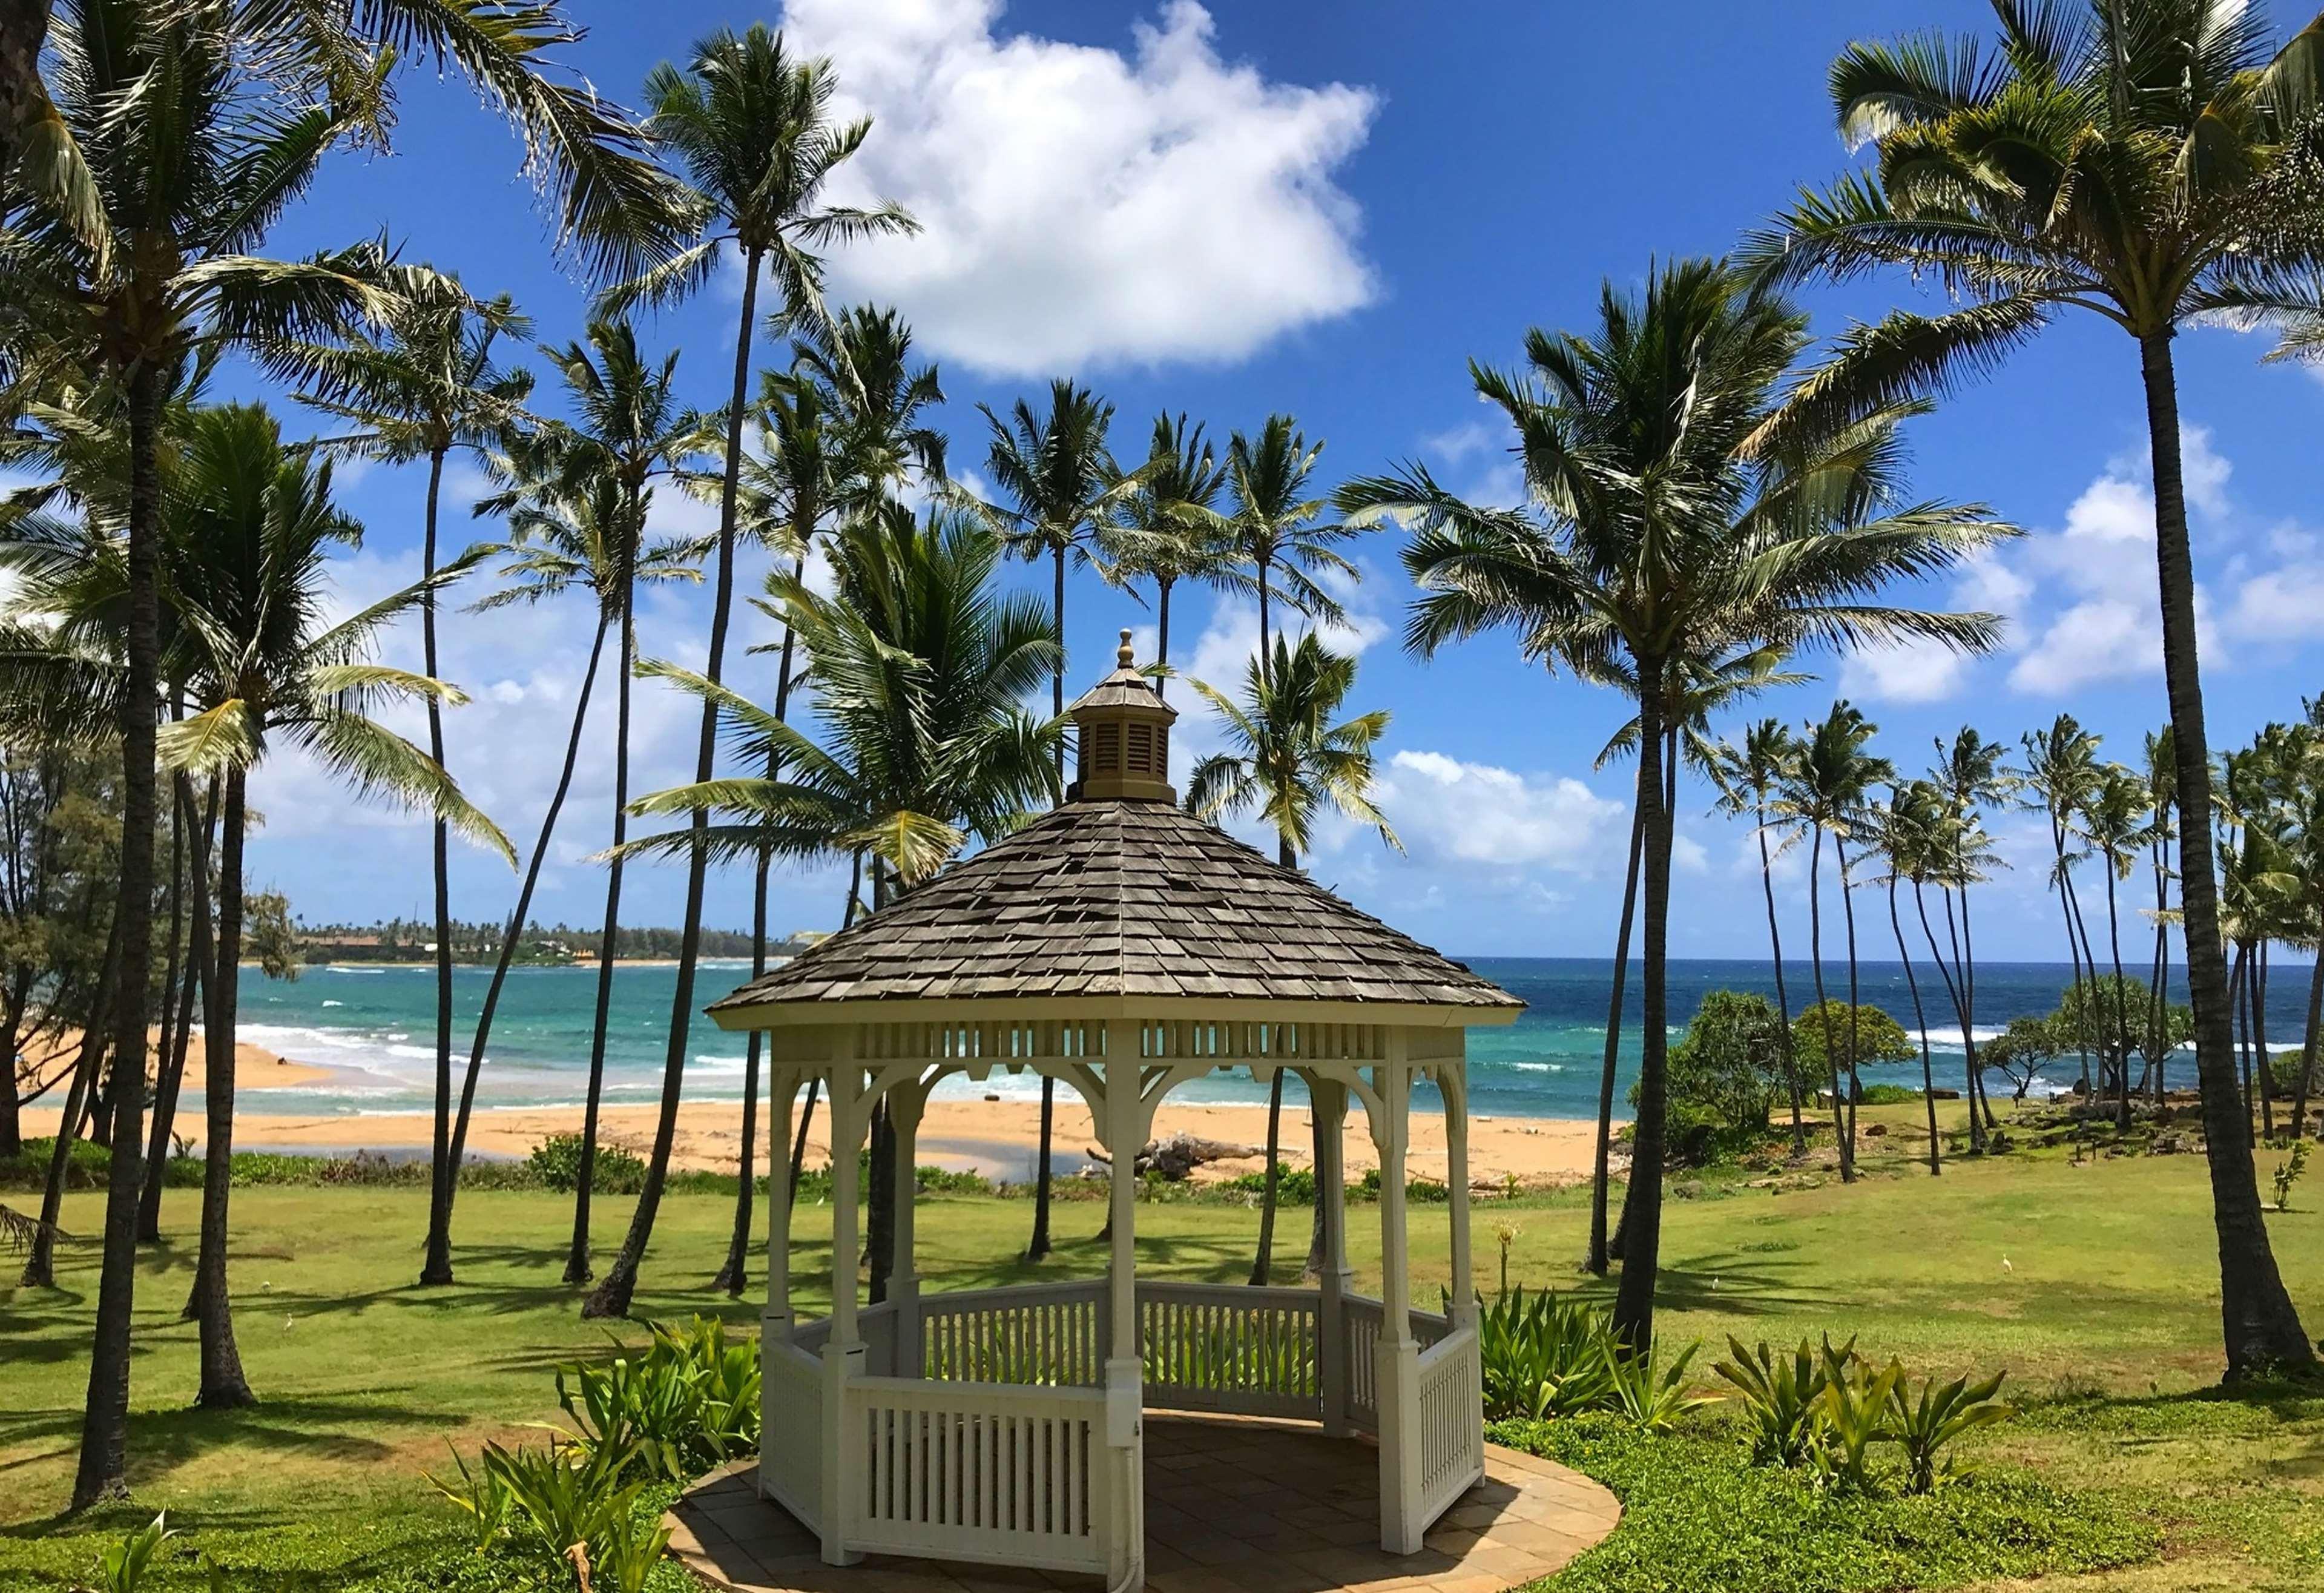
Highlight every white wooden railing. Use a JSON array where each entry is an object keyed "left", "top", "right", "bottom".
[
  {"left": 760, "top": 1338, "right": 826, "bottom": 1529},
  {"left": 921, "top": 1281, "right": 1105, "bottom": 1387},
  {"left": 843, "top": 1375, "right": 1113, "bottom": 1574},
  {"left": 1414, "top": 1325, "right": 1484, "bottom": 1526},
  {"left": 1137, "top": 1283, "right": 1318, "bottom": 1418},
  {"left": 1340, "top": 1295, "right": 1383, "bottom": 1431}
]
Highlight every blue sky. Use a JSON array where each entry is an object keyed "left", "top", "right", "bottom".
[{"left": 231, "top": 0, "right": 2324, "bottom": 963}]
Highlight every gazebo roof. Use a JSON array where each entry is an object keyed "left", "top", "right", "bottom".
[{"left": 707, "top": 797, "right": 1522, "bottom": 1016}]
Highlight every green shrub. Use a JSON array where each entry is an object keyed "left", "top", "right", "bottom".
[
  {"left": 93, "top": 1514, "right": 174, "bottom": 1593},
  {"left": 1885, "top": 1367, "right": 2014, "bottom": 1493},
  {"left": 1714, "top": 1335, "right": 2015, "bottom": 1494},
  {"left": 1488, "top": 1414, "right": 2156, "bottom": 1593},
  {"left": 1713, "top": 1336, "right": 1830, "bottom": 1468},
  {"left": 1607, "top": 1340, "right": 1716, "bottom": 1433},
  {"left": 1473, "top": 1287, "right": 1617, "bottom": 1419},
  {"left": 529, "top": 1134, "right": 647, "bottom": 1195},
  {"left": 1219, "top": 1164, "right": 1317, "bottom": 1202},
  {"left": 1856, "top": 1083, "right": 1923, "bottom": 1105},
  {"left": 554, "top": 1316, "right": 760, "bottom": 1482}
]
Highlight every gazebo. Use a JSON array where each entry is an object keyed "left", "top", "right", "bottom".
[{"left": 705, "top": 635, "right": 1523, "bottom": 1592}]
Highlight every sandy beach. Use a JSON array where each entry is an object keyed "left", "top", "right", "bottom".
[{"left": 18, "top": 1030, "right": 1606, "bottom": 1188}]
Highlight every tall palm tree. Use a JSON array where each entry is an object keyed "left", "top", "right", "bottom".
[
  {"left": 1750, "top": 0, "right": 2322, "bottom": 1379},
  {"left": 1338, "top": 257, "right": 2011, "bottom": 1348},
  {"left": 1777, "top": 702, "right": 1894, "bottom": 1180},
  {"left": 583, "top": 25, "right": 916, "bottom": 1321},
  {"left": 1222, "top": 416, "right": 1360, "bottom": 669},
  {"left": 1870, "top": 781, "right": 1948, "bottom": 1174},
  {"left": 1186, "top": 633, "right": 1398, "bottom": 1286},
  {"left": 273, "top": 276, "right": 534, "bottom": 1287},
  {"left": 1931, "top": 728, "right": 2015, "bottom": 1135},
  {"left": 1710, "top": 719, "right": 1808, "bottom": 1157},
  {"left": 453, "top": 320, "right": 708, "bottom": 1287},
  {"left": 1102, "top": 414, "right": 1233, "bottom": 696},
  {"left": 2022, "top": 715, "right": 2104, "bottom": 1094},
  {"left": 2144, "top": 726, "right": 2181, "bottom": 1108},
  {"left": 978, "top": 378, "right": 1130, "bottom": 1262},
  {"left": 2076, "top": 764, "right": 2163, "bottom": 1129}
]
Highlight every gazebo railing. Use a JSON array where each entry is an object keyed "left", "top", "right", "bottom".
[
  {"left": 1414, "top": 1325, "right": 1484, "bottom": 1523},
  {"left": 921, "top": 1280, "right": 1105, "bottom": 1387},
  {"left": 1337, "top": 1295, "right": 1452, "bottom": 1433},
  {"left": 1137, "top": 1282, "right": 1319, "bottom": 1418},
  {"left": 762, "top": 1337, "right": 826, "bottom": 1529}
]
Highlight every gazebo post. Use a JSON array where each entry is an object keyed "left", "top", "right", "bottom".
[
  {"left": 886, "top": 1078, "right": 925, "bottom": 1379},
  {"left": 1101, "top": 1025, "right": 1146, "bottom": 1592},
  {"left": 757, "top": 1068, "right": 795, "bottom": 1505},
  {"left": 1311, "top": 1072, "right": 1355, "bottom": 1437},
  {"left": 1444, "top": 1068, "right": 1476, "bottom": 1331},
  {"left": 820, "top": 1051, "right": 867, "bottom": 1568},
  {"left": 1372, "top": 1043, "right": 1426, "bottom": 1554}
]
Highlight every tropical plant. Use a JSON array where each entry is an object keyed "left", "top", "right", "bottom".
[
  {"left": 2021, "top": 715, "right": 2105, "bottom": 1095},
  {"left": 1661, "top": 989, "right": 1788, "bottom": 1144},
  {"left": 1711, "top": 719, "right": 1809, "bottom": 1156},
  {"left": 1885, "top": 1367, "right": 2013, "bottom": 1494},
  {"left": 91, "top": 1513, "right": 173, "bottom": 1593},
  {"left": 1473, "top": 1288, "right": 1618, "bottom": 1420},
  {"left": 1220, "top": 415, "right": 1360, "bottom": 665},
  {"left": 1818, "top": 1342, "right": 1903, "bottom": 1492},
  {"left": 1606, "top": 1339, "right": 1716, "bottom": 1433},
  {"left": 1102, "top": 412, "right": 1233, "bottom": 695},
  {"left": 1929, "top": 729, "right": 2016, "bottom": 1142},
  {"left": 1339, "top": 257, "right": 2012, "bottom": 1348},
  {"left": 1866, "top": 783, "right": 1946, "bottom": 1173},
  {"left": 977, "top": 377, "right": 1129, "bottom": 1264},
  {"left": 2074, "top": 765, "right": 2164, "bottom": 1126},
  {"left": 1750, "top": 0, "right": 2323, "bottom": 1379},
  {"left": 585, "top": 23, "right": 916, "bottom": 1322},
  {"left": 1778, "top": 702, "right": 1894, "bottom": 1179},
  {"left": 553, "top": 1316, "right": 759, "bottom": 1482},
  {"left": 1713, "top": 1336, "right": 1833, "bottom": 1468}
]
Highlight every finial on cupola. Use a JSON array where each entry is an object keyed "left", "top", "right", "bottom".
[{"left": 1066, "top": 629, "right": 1177, "bottom": 803}]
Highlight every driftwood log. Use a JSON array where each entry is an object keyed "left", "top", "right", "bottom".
[{"left": 1083, "top": 1131, "right": 1265, "bottom": 1181}]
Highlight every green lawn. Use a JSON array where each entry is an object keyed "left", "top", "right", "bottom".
[{"left": 2, "top": 1118, "right": 2319, "bottom": 1591}]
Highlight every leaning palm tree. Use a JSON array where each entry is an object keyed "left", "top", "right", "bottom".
[
  {"left": 1748, "top": 0, "right": 2322, "bottom": 1378},
  {"left": 273, "top": 275, "right": 534, "bottom": 1288},
  {"left": 1186, "top": 633, "right": 1398, "bottom": 1286},
  {"left": 1776, "top": 701, "right": 1894, "bottom": 1181},
  {"left": 1221, "top": 416, "right": 1362, "bottom": 668},
  {"left": 1710, "top": 719, "right": 1809, "bottom": 1157},
  {"left": 2075, "top": 764, "right": 2164, "bottom": 1129},
  {"left": 1102, "top": 414, "right": 1233, "bottom": 696},
  {"left": 978, "top": 378, "right": 1131, "bottom": 1262},
  {"left": 584, "top": 24, "right": 917, "bottom": 1322},
  {"left": 1338, "top": 257, "right": 2013, "bottom": 1348},
  {"left": 459, "top": 320, "right": 709, "bottom": 1287},
  {"left": 2021, "top": 715, "right": 2104, "bottom": 1095}
]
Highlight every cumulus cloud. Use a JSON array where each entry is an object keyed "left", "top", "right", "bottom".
[
  {"left": 779, "top": 0, "right": 1378, "bottom": 373},
  {"left": 1371, "top": 750, "right": 1627, "bottom": 874}
]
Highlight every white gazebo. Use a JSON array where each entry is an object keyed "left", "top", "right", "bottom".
[{"left": 706, "top": 635, "right": 1523, "bottom": 1592}]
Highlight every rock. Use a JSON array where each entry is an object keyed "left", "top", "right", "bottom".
[
  {"left": 1863, "top": 1123, "right": 1888, "bottom": 1138},
  {"left": 1086, "top": 1131, "right": 1268, "bottom": 1181}
]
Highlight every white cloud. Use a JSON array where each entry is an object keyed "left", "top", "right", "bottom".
[
  {"left": 1372, "top": 750, "right": 1625, "bottom": 872},
  {"left": 782, "top": 0, "right": 1378, "bottom": 374},
  {"left": 1841, "top": 636, "right": 1973, "bottom": 705}
]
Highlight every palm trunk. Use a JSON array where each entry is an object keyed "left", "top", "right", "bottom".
[
  {"left": 142, "top": 734, "right": 188, "bottom": 1230},
  {"left": 2104, "top": 854, "right": 2133, "bottom": 1130},
  {"left": 22, "top": 914, "right": 116, "bottom": 1288},
  {"left": 1914, "top": 879, "right": 1981, "bottom": 1153},
  {"left": 2053, "top": 820, "right": 2093, "bottom": 1095},
  {"left": 1757, "top": 801, "right": 1805, "bottom": 1156},
  {"left": 2293, "top": 945, "right": 2319, "bottom": 1143},
  {"left": 719, "top": 558, "right": 803, "bottom": 1296},
  {"left": 440, "top": 612, "right": 610, "bottom": 1258},
  {"left": 1960, "top": 885, "right": 1995, "bottom": 1130},
  {"left": 421, "top": 446, "right": 458, "bottom": 1287},
  {"left": 1807, "top": 825, "right": 1848, "bottom": 1178},
  {"left": 585, "top": 246, "right": 761, "bottom": 1319},
  {"left": 1838, "top": 836, "right": 1863, "bottom": 1166},
  {"left": 2255, "top": 943, "right": 2276, "bottom": 1142},
  {"left": 1156, "top": 576, "right": 1173, "bottom": 700},
  {"left": 0, "top": 980, "right": 25, "bottom": 1161},
  {"left": 1025, "top": 541, "right": 1068, "bottom": 1267},
  {"left": 1587, "top": 778, "right": 1645, "bottom": 1275},
  {"left": 1889, "top": 875, "right": 1940, "bottom": 1175},
  {"left": 2148, "top": 831, "right": 2173, "bottom": 1107},
  {"left": 190, "top": 766, "right": 253, "bottom": 1407},
  {"left": 0, "top": 3, "right": 55, "bottom": 193},
  {"left": 2139, "top": 331, "right": 2312, "bottom": 1376},
  {"left": 1610, "top": 651, "right": 1670, "bottom": 1351},
  {"left": 2231, "top": 946, "right": 2253, "bottom": 1141},
  {"left": 2064, "top": 865, "right": 2105, "bottom": 1093},
  {"left": 1251, "top": 833, "right": 1294, "bottom": 1286},
  {"left": 140, "top": 774, "right": 216, "bottom": 1241},
  {"left": 74, "top": 359, "right": 162, "bottom": 1509},
  {"left": 567, "top": 592, "right": 633, "bottom": 1285},
  {"left": 782, "top": 853, "right": 855, "bottom": 1208}
]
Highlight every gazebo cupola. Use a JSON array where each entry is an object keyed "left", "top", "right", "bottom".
[
  {"left": 1068, "top": 630, "right": 1176, "bottom": 803},
  {"left": 705, "top": 638, "right": 1523, "bottom": 1592}
]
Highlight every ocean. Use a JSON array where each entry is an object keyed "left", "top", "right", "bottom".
[{"left": 230, "top": 955, "right": 2312, "bottom": 1124}]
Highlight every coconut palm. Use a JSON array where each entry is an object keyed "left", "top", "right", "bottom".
[
  {"left": 1749, "top": 0, "right": 2323, "bottom": 1377},
  {"left": 1221, "top": 417, "right": 1361, "bottom": 670},
  {"left": 1929, "top": 728, "right": 2015, "bottom": 1136},
  {"left": 1867, "top": 784, "right": 1946, "bottom": 1175},
  {"left": 582, "top": 24, "right": 917, "bottom": 1322},
  {"left": 1102, "top": 414, "right": 1233, "bottom": 696},
  {"left": 2074, "top": 765, "right": 2164, "bottom": 1128},
  {"left": 2021, "top": 716, "right": 2105, "bottom": 1095},
  {"left": 1710, "top": 719, "right": 1809, "bottom": 1158},
  {"left": 1185, "top": 633, "right": 1398, "bottom": 1286},
  {"left": 2144, "top": 726, "right": 2182, "bottom": 1108},
  {"left": 978, "top": 377, "right": 1131, "bottom": 1262},
  {"left": 272, "top": 276, "right": 535, "bottom": 1287},
  {"left": 1338, "top": 257, "right": 2012, "bottom": 1348},
  {"left": 1776, "top": 702, "right": 1894, "bottom": 1180}
]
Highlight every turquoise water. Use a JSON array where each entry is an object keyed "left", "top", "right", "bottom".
[{"left": 232, "top": 956, "right": 2293, "bottom": 1123}]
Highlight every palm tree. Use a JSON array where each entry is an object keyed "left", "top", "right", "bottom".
[
  {"left": 1186, "top": 633, "right": 1398, "bottom": 1285},
  {"left": 1750, "top": 0, "right": 2322, "bottom": 1379},
  {"left": 1338, "top": 257, "right": 2012, "bottom": 1348},
  {"left": 1710, "top": 719, "right": 1809, "bottom": 1158},
  {"left": 2075, "top": 765, "right": 2164, "bottom": 1130},
  {"left": 1931, "top": 728, "right": 2015, "bottom": 1135},
  {"left": 1868, "top": 783, "right": 1946, "bottom": 1175},
  {"left": 273, "top": 276, "right": 534, "bottom": 1287},
  {"left": 978, "top": 378, "right": 1130, "bottom": 1262},
  {"left": 2144, "top": 726, "right": 2181, "bottom": 1109},
  {"left": 1102, "top": 414, "right": 1233, "bottom": 696},
  {"left": 1777, "top": 702, "right": 1893, "bottom": 1180},
  {"left": 1222, "top": 416, "right": 1361, "bottom": 669},
  {"left": 2021, "top": 716, "right": 2104, "bottom": 1096},
  {"left": 583, "top": 24, "right": 916, "bottom": 1322},
  {"left": 453, "top": 321, "right": 708, "bottom": 1286}
]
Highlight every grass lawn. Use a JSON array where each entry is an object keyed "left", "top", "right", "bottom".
[{"left": 2, "top": 1112, "right": 2319, "bottom": 1591}]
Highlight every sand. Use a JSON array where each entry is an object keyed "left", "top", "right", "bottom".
[{"left": 18, "top": 1031, "right": 1607, "bottom": 1189}]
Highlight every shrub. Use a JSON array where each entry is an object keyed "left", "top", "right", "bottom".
[
  {"left": 554, "top": 1316, "right": 760, "bottom": 1482},
  {"left": 93, "top": 1514, "right": 173, "bottom": 1593},
  {"left": 1713, "top": 1336, "right": 1831, "bottom": 1468},
  {"left": 1791, "top": 1001, "right": 1914, "bottom": 1082},
  {"left": 1886, "top": 1368, "right": 2013, "bottom": 1494},
  {"left": 1474, "top": 1287, "right": 1618, "bottom": 1420},
  {"left": 530, "top": 1134, "right": 647, "bottom": 1195},
  {"left": 1606, "top": 1340, "right": 1717, "bottom": 1433},
  {"left": 1714, "top": 1334, "right": 2015, "bottom": 1494}
]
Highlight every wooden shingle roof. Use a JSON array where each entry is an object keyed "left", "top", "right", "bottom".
[{"left": 708, "top": 799, "right": 1521, "bottom": 1015}]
